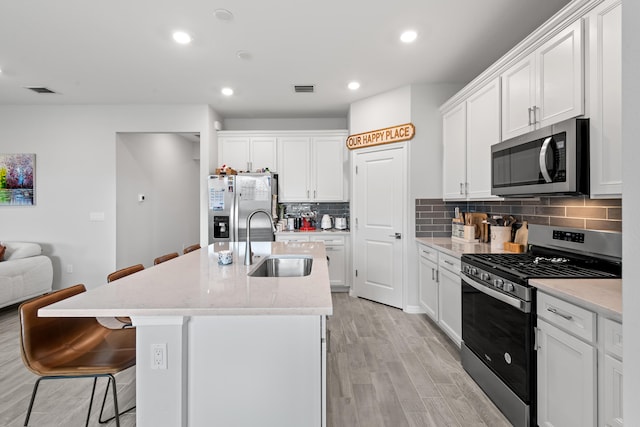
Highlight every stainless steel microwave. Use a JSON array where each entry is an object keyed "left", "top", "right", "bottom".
[{"left": 491, "top": 118, "right": 589, "bottom": 197}]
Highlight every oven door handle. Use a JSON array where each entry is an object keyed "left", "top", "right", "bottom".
[{"left": 462, "top": 274, "right": 531, "bottom": 313}]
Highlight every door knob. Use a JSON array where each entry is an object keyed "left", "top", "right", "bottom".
[{"left": 388, "top": 233, "right": 402, "bottom": 239}]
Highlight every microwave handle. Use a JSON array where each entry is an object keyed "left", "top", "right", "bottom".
[{"left": 539, "top": 137, "right": 554, "bottom": 183}]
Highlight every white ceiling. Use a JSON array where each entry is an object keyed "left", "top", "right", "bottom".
[{"left": 0, "top": 0, "right": 571, "bottom": 118}]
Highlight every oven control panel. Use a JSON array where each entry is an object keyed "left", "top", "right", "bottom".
[
  {"left": 552, "top": 229, "right": 585, "bottom": 243},
  {"left": 462, "top": 264, "right": 532, "bottom": 302}
]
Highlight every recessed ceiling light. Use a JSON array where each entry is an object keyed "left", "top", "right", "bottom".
[
  {"left": 214, "top": 8, "right": 234, "bottom": 21},
  {"left": 400, "top": 30, "right": 418, "bottom": 43},
  {"left": 172, "top": 31, "right": 192, "bottom": 44},
  {"left": 348, "top": 81, "right": 360, "bottom": 90},
  {"left": 221, "top": 87, "right": 234, "bottom": 96}
]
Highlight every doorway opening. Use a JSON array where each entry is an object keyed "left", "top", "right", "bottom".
[{"left": 116, "top": 133, "right": 200, "bottom": 268}]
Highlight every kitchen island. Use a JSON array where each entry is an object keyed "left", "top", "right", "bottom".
[{"left": 39, "top": 241, "right": 333, "bottom": 427}]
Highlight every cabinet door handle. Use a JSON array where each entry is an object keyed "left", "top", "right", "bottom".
[
  {"left": 528, "top": 107, "right": 533, "bottom": 126},
  {"left": 435, "top": 270, "right": 439, "bottom": 282},
  {"left": 307, "top": 190, "right": 310, "bottom": 198},
  {"left": 533, "top": 105, "right": 538, "bottom": 124},
  {"left": 459, "top": 183, "right": 464, "bottom": 195},
  {"left": 547, "top": 307, "right": 573, "bottom": 321},
  {"left": 444, "top": 260, "right": 454, "bottom": 266},
  {"left": 314, "top": 190, "right": 317, "bottom": 198},
  {"left": 431, "top": 268, "right": 435, "bottom": 281}
]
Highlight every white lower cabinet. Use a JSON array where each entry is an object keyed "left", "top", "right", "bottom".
[
  {"left": 438, "top": 266, "right": 461, "bottom": 347},
  {"left": 537, "top": 291, "right": 623, "bottom": 427},
  {"left": 310, "top": 234, "right": 348, "bottom": 289},
  {"left": 418, "top": 245, "right": 438, "bottom": 321},
  {"left": 537, "top": 318, "right": 596, "bottom": 427},
  {"left": 277, "top": 233, "right": 350, "bottom": 290},
  {"left": 416, "top": 243, "right": 461, "bottom": 347},
  {"left": 602, "top": 318, "right": 623, "bottom": 427}
]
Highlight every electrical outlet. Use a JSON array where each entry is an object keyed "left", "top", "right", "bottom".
[{"left": 151, "top": 343, "right": 167, "bottom": 370}]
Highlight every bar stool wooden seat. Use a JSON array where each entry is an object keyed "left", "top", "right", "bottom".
[
  {"left": 183, "top": 243, "right": 201, "bottom": 254},
  {"left": 107, "top": 264, "right": 144, "bottom": 326},
  {"left": 153, "top": 252, "right": 179, "bottom": 265},
  {"left": 19, "top": 285, "right": 136, "bottom": 427}
]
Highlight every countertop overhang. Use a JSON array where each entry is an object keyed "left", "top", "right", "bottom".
[{"left": 39, "top": 242, "right": 333, "bottom": 317}]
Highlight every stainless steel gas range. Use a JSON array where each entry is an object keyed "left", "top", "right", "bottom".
[{"left": 460, "top": 225, "right": 621, "bottom": 427}]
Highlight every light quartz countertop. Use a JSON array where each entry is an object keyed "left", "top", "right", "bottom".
[
  {"left": 530, "top": 278, "right": 622, "bottom": 322},
  {"left": 416, "top": 237, "right": 505, "bottom": 258},
  {"left": 39, "top": 242, "right": 333, "bottom": 317},
  {"left": 415, "top": 236, "right": 622, "bottom": 321}
]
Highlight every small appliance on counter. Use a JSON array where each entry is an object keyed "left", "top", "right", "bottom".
[
  {"left": 320, "top": 214, "right": 333, "bottom": 230},
  {"left": 334, "top": 217, "right": 347, "bottom": 230},
  {"left": 300, "top": 211, "right": 316, "bottom": 231}
]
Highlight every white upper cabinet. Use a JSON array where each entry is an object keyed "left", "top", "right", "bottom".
[
  {"left": 312, "top": 136, "right": 346, "bottom": 202},
  {"left": 466, "top": 78, "right": 501, "bottom": 199},
  {"left": 443, "top": 78, "right": 501, "bottom": 201},
  {"left": 219, "top": 136, "right": 251, "bottom": 171},
  {"left": 442, "top": 102, "right": 467, "bottom": 200},
  {"left": 586, "top": 0, "right": 622, "bottom": 198},
  {"left": 218, "top": 134, "right": 277, "bottom": 172},
  {"left": 502, "top": 19, "right": 584, "bottom": 140},
  {"left": 250, "top": 137, "right": 278, "bottom": 171},
  {"left": 277, "top": 132, "right": 347, "bottom": 202},
  {"left": 501, "top": 55, "right": 536, "bottom": 139},
  {"left": 278, "top": 136, "right": 312, "bottom": 201}
]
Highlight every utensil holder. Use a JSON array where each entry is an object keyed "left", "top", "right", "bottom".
[{"left": 491, "top": 226, "right": 512, "bottom": 250}]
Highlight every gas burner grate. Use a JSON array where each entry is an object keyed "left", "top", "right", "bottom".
[{"left": 464, "top": 253, "right": 620, "bottom": 280}]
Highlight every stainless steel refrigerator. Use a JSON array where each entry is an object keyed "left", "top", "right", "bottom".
[{"left": 208, "top": 173, "right": 278, "bottom": 244}]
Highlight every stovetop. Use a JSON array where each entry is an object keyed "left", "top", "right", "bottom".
[{"left": 462, "top": 251, "right": 621, "bottom": 281}]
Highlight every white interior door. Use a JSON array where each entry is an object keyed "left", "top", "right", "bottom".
[{"left": 353, "top": 146, "right": 405, "bottom": 308}]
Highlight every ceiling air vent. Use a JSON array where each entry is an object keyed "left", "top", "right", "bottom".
[
  {"left": 24, "top": 86, "right": 57, "bottom": 94},
  {"left": 294, "top": 85, "right": 315, "bottom": 93}
]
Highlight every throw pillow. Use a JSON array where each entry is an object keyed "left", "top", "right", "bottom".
[{"left": 0, "top": 245, "right": 5, "bottom": 261}]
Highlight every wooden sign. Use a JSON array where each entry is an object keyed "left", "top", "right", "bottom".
[{"left": 346, "top": 123, "right": 415, "bottom": 150}]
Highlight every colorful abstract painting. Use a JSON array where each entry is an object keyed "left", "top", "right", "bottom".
[{"left": 0, "top": 153, "right": 35, "bottom": 206}]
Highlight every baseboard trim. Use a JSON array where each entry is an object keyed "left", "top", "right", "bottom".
[{"left": 403, "top": 305, "right": 424, "bottom": 314}]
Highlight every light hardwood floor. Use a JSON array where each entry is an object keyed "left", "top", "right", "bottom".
[
  {"left": 0, "top": 294, "right": 510, "bottom": 426},
  {"left": 327, "top": 293, "right": 511, "bottom": 427}
]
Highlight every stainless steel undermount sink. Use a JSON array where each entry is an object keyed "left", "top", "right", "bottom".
[{"left": 248, "top": 255, "right": 313, "bottom": 277}]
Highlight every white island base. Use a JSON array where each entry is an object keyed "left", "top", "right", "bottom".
[{"left": 134, "top": 314, "right": 326, "bottom": 427}]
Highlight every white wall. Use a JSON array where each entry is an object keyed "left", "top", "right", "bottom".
[
  {"left": 223, "top": 117, "right": 347, "bottom": 131},
  {"left": 349, "top": 86, "right": 411, "bottom": 134},
  {"left": 348, "top": 84, "right": 460, "bottom": 311},
  {"left": 0, "top": 105, "right": 216, "bottom": 290},
  {"left": 405, "top": 83, "right": 463, "bottom": 308},
  {"left": 116, "top": 133, "right": 200, "bottom": 269},
  {"left": 622, "top": 1, "right": 639, "bottom": 425}
]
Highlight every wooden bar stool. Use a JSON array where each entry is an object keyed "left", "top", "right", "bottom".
[
  {"left": 183, "top": 243, "right": 201, "bottom": 254},
  {"left": 153, "top": 252, "right": 179, "bottom": 265},
  {"left": 107, "top": 264, "right": 144, "bottom": 327},
  {"left": 19, "top": 285, "right": 136, "bottom": 427}
]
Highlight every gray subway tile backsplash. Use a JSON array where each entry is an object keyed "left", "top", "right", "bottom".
[{"left": 415, "top": 196, "right": 622, "bottom": 238}]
